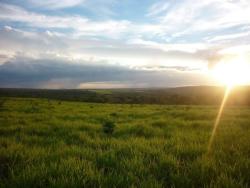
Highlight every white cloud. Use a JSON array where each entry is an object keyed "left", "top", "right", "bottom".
[
  {"left": 0, "top": 3, "right": 88, "bottom": 28},
  {"left": 147, "top": 1, "right": 170, "bottom": 17},
  {"left": 206, "top": 31, "right": 250, "bottom": 43},
  {"left": 1, "top": 1, "right": 250, "bottom": 85},
  {"left": 27, "top": 0, "right": 85, "bottom": 9},
  {"left": 148, "top": 0, "right": 250, "bottom": 39},
  {"left": 4, "top": 1, "right": 249, "bottom": 45},
  {"left": 219, "top": 45, "right": 250, "bottom": 55},
  {"left": 1, "top": 1, "right": 250, "bottom": 44},
  {"left": 0, "top": 3, "right": 166, "bottom": 40},
  {"left": 0, "top": 25, "right": 213, "bottom": 70},
  {"left": 0, "top": 3, "right": 133, "bottom": 39}
]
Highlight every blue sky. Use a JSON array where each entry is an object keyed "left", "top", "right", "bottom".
[{"left": 0, "top": 0, "right": 250, "bottom": 88}]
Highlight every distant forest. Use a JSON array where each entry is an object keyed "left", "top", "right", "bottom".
[{"left": 1, "top": 86, "right": 250, "bottom": 105}]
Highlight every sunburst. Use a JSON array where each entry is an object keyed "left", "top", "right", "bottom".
[
  {"left": 207, "top": 55, "right": 250, "bottom": 153},
  {"left": 211, "top": 55, "right": 250, "bottom": 87}
]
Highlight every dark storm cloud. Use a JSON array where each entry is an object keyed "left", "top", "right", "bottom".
[
  {"left": 0, "top": 58, "right": 212, "bottom": 88},
  {"left": 0, "top": 59, "right": 128, "bottom": 87}
]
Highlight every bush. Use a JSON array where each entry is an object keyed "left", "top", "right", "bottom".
[
  {"left": 0, "top": 99, "right": 6, "bottom": 111},
  {"left": 102, "top": 120, "right": 116, "bottom": 135}
]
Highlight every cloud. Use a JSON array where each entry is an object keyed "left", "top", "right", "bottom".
[
  {"left": 0, "top": 3, "right": 130, "bottom": 38},
  {"left": 1, "top": 1, "right": 250, "bottom": 88},
  {"left": 147, "top": 1, "right": 170, "bottom": 17},
  {"left": 0, "top": 57, "right": 213, "bottom": 89},
  {"left": 80, "top": 0, "right": 117, "bottom": 17},
  {"left": 1, "top": 22, "right": 248, "bottom": 78},
  {"left": 24, "top": 0, "right": 117, "bottom": 17},
  {"left": 3, "top": 1, "right": 249, "bottom": 45},
  {"left": 0, "top": 3, "right": 86, "bottom": 28},
  {"left": 148, "top": 0, "right": 250, "bottom": 41},
  {"left": 0, "top": 3, "right": 162, "bottom": 39},
  {"left": 27, "top": 0, "right": 85, "bottom": 10},
  {"left": 1, "top": 1, "right": 250, "bottom": 43},
  {"left": 206, "top": 31, "right": 250, "bottom": 43},
  {"left": 0, "top": 54, "right": 12, "bottom": 65},
  {"left": 0, "top": 26, "right": 212, "bottom": 70}
]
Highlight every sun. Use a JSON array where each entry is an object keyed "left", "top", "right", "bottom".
[{"left": 211, "top": 56, "right": 250, "bottom": 88}]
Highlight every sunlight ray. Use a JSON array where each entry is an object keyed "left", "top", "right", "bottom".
[{"left": 207, "top": 86, "right": 231, "bottom": 153}]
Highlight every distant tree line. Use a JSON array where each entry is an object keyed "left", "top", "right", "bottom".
[{"left": 0, "top": 86, "right": 250, "bottom": 105}]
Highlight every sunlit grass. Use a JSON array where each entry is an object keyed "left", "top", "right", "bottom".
[
  {"left": 0, "top": 98, "right": 250, "bottom": 187},
  {"left": 207, "top": 86, "right": 231, "bottom": 153}
]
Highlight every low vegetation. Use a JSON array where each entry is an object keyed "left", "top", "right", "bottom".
[
  {"left": 0, "top": 97, "right": 250, "bottom": 187},
  {"left": 1, "top": 86, "right": 250, "bottom": 105},
  {"left": 102, "top": 120, "right": 116, "bottom": 135}
]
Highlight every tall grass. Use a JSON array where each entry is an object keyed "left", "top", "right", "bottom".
[{"left": 0, "top": 98, "right": 250, "bottom": 187}]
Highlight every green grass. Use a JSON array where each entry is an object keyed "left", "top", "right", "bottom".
[{"left": 0, "top": 98, "right": 250, "bottom": 187}]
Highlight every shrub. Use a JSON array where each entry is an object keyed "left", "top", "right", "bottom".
[
  {"left": 110, "top": 112, "right": 118, "bottom": 117},
  {"left": 0, "top": 99, "right": 6, "bottom": 111},
  {"left": 102, "top": 120, "right": 116, "bottom": 135}
]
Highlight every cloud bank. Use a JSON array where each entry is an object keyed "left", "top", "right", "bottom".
[{"left": 0, "top": 0, "right": 250, "bottom": 88}]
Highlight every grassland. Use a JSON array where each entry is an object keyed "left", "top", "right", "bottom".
[{"left": 0, "top": 97, "right": 250, "bottom": 187}]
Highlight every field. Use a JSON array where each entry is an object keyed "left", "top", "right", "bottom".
[{"left": 0, "top": 97, "right": 250, "bottom": 187}]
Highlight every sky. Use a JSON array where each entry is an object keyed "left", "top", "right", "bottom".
[{"left": 0, "top": 0, "right": 250, "bottom": 89}]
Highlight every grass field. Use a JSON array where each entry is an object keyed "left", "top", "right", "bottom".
[{"left": 0, "top": 97, "right": 250, "bottom": 187}]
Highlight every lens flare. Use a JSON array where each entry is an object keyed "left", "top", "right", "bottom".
[
  {"left": 211, "top": 56, "right": 250, "bottom": 87},
  {"left": 207, "top": 86, "right": 231, "bottom": 154}
]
